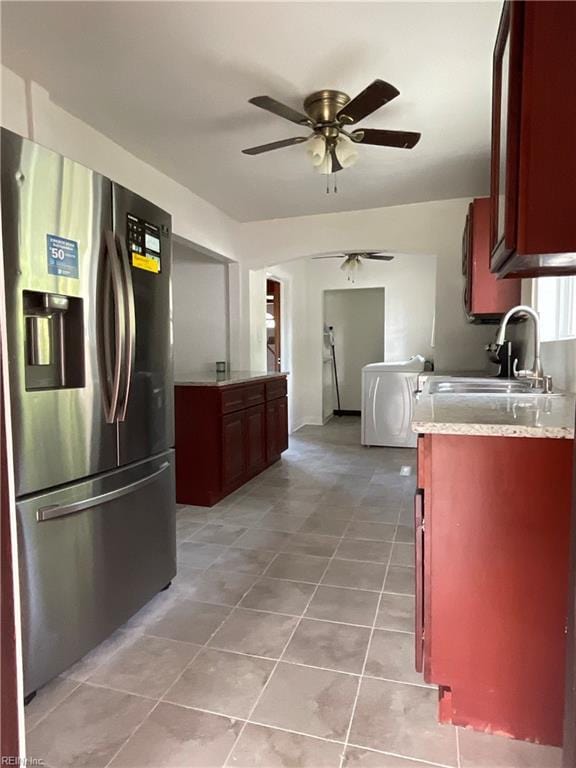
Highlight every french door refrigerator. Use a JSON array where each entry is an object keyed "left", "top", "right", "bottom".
[{"left": 1, "top": 128, "right": 176, "bottom": 697}]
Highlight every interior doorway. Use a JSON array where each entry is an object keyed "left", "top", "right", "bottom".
[
  {"left": 266, "top": 279, "right": 282, "bottom": 372},
  {"left": 323, "top": 287, "right": 385, "bottom": 420}
]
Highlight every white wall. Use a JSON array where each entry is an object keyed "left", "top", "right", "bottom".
[
  {"left": 517, "top": 280, "right": 576, "bottom": 394},
  {"left": 238, "top": 198, "right": 495, "bottom": 374},
  {"left": 245, "top": 200, "right": 493, "bottom": 427},
  {"left": 324, "top": 288, "right": 385, "bottom": 412},
  {"left": 172, "top": 242, "right": 229, "bottom": 378},
  {"left": 1, "top": 66, "right": 241, "bottom": 260}
]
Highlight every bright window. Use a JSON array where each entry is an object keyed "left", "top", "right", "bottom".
[{"left": 534, "top": 276, "right": 576, "bottom": 342}]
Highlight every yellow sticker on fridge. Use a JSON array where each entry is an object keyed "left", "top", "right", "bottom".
[{"left": 132, "top": 252, "right": 160, "bottom": 273}]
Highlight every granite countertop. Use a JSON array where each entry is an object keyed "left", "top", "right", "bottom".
[
  {"left": 175, "top": 370, "right": 288, "bottom": 387},
  {"left": 413, "top": 389, "right": 576, "bottom": 440}
]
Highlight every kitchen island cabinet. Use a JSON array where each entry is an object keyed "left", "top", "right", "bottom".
[
  {"left": 175, "top": 373, "right": 288, "bottom": 506},
  {"left": 413, "top": 397, "right": 574, "bottom": 745}
]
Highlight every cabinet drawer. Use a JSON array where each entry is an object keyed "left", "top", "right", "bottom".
[
  {"left": 244, "top": 384, "right": 265, "bottom": 408},
  {"left": 266, "top": 378, "right": 287, "bottom": 401},
  {"left": 219, "top": 387, "right": 245, "bottom": 414}
]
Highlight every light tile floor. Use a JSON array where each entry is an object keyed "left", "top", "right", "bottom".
[{"left": 26, "top": 417, "right": 563, "bottom": 768}]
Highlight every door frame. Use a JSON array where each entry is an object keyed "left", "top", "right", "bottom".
[
  {"left": 564, "top": 442, "right": 576, "bottom": 767},
  {"left": 266, "top": 278, "right": 282, "bottom": 373}
]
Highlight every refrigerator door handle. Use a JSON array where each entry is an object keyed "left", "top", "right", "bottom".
[
  {"left": 36, "top": 461, "right": 171, "bottom": 521},
  {"left": 116, "top": 236, "right": 136, "bottom": 422},
  {"left": 102, "top": 231, "right": 126, "bottom": 423}
]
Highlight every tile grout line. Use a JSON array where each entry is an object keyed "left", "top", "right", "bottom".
[
  {"left": 23, "top": 678, "right": 83, "bottom": 737},
  {"left": 28, "top": 448, "right": 416, "bottom": 766},
  {"left": 338, "top": 480, "right": 405, "bottom": 768},
  {"left": 220, "top": 511, "right": 358, "bottom": 767},
  {"left": 101, "top": 532, "right": 263, "bottom": 768},
  {"left": 97, "top": 534, "right": 252, "bottom": 768}
]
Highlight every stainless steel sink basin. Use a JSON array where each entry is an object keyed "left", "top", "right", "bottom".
[{"left": 427, "top": 377, "right": 550, "bottom": 396}]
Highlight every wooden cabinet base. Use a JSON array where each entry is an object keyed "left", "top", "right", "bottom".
[
  {"left": 418, "top": 433, "right": 573, "bottom": 745},
  {"left": 175, "top": 377, "right": 288, "bottom": 507}
]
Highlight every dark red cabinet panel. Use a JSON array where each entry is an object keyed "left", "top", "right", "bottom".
[
  {"left": 414, "top": 489, "right": 425, "bottom": 674},
  {"left": 175, "top": 377, "right": 288, "bottom": 506},
  {"left": 266, "top": 396, "right": 289, "bottom": 464},
  {"left": 277, "top": 397, "right": 289, "bottom": 453},
  {"left": 463, "top": 197, "right": 520, "bottom": 321},
  {"left": 266, "top": 400, "right": 280, "bottom": 465},
  {"left": 222, "top": 411, "right": 246, "bottom": 490},
  {"left": 245, "top": 404, "right": 267, "bottom": 477},
  {"left": 416, "top": 433, "right": 573, "bottom": 745},
  {"left": 490, "top": 1, "right": 576, "bottom": 277}
]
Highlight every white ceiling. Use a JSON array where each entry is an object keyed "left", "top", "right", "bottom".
[{"left": 1, "top": 1, "right": 501, "bottom": 222}]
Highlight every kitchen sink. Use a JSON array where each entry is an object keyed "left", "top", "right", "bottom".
[{"left": 427, "top": 377, "right": 559, "bottom": 396}]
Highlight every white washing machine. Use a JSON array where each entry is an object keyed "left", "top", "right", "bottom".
[{"left": 361, "top": 356, "right": 426, "bottom": 448}]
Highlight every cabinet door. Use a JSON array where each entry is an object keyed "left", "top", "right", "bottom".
[
  {"left": 276, "top": 397, "right": 289, "bottom": 453},
  {"left": 222, "top": 410, "right": 246, "bottom": 489},
  {"left": 462, "top": 209, "right": 472, "bottom": 315},
  {"left": 467, "top": 197, "right": 520, "bottom": 320},
  {"left": 245, "top": 404, "right": 266, "bottom": 476},
  {"left": 266, "top": 400, "right": 280, "bottom": 464},
  {"left": 414, "top": 489, "right": 425, "bottom": 674}
]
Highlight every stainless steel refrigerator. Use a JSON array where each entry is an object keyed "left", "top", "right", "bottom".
[{"left": 1, "top": 128, "right": 176, "bottom": 697}]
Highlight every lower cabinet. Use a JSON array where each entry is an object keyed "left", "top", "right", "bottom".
[
  {"left": 266, "top": 396, "right": 289, "bottom": 464},
  {"left": 175, "top": 377, "right": 288, "bottom": 506},
  {"left": 222, "top": 410, "right": 247, "bottom": 490},
  {"left": 245, "top": 404, "right": 267, "bottom": 478},
  {"left": 416, "top": 433, "right": 573, "bottom": 746}
]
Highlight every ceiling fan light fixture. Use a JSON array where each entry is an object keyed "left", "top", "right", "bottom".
[
  {"left": 334, "top": 135, "right": 359, "bottom": 169},
  {"left": 316, "top": 149, "right": 336, "bottom": 176},
  {"left": 340, "top": 255, "right": 361, "bottom": 281},
  {"left": 306, "top": 135, "right": 327, "bottom": 167}
]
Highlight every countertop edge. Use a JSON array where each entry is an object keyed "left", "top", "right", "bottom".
[
  {"left": 175, "top": 372, "right": 288, "bottom": 388},
  {"left": 412, "top": 421, "right": 574, "bottom": 440}
]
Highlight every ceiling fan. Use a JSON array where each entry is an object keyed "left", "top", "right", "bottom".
[
  {"left": 242, "top": 80, "right": 421, "bottom": 186},
  {"left": 311, "top": 250, "right": 398, "bottom": 281}
]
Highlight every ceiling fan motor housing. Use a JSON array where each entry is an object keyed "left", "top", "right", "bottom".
[{"left": 303, "top": 90, "right": 351, "bottom": 124}]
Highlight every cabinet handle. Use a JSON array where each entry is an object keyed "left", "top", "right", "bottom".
[{"left": 414, "top": 489, "right": 425, "bottom": 673}]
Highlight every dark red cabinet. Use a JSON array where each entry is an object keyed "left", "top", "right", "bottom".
[
  {"left": 266, "top": 396, "right": 289, "bottom": 464},
  {"left": 463, "top": 197, "right": 520, "bottom": 321},
  {"left": 245, "top": 404, "right": 267, "bottom": 476},
  {"left": 416, "top": 433, "right": 573, "bottom": 745},
  {"left": 175, "top": 376, "right": 288, "bottom": 506},
  {"left": 490, "top": 1, "right": 576, "bottom": 278},
  {"left": 222, "top": 411, "right": 246, "bottom": 490}
]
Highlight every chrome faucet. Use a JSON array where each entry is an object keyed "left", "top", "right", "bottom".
[{"left": 494, "top": 305, "right": 552, "bottom": 392}]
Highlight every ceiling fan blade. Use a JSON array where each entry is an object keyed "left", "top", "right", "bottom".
[
  {"left": 365, "top": 254, "right": 395, "bottom": 261},
  {"left": 242, "top": 136, "right": 309, "bottom": 155},
  {"left": 337, "top": 80, "right": 400, "bottom": 125},
  {"left": 249, "top": 96, "right": 313, "bottom": 126},
  {"left": 351, "top": 128, "right": 421, "bottom": 149},
  {"left": 311, "top": 255, "right": 346, "bottom": 260}
]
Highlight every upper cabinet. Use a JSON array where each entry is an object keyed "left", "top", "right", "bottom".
[
  {"left": 490, "top": 1, "right": 576, "bottom": 278},
  {"left": 463, "top": 197, "right": 520, "bottom": 322}
]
